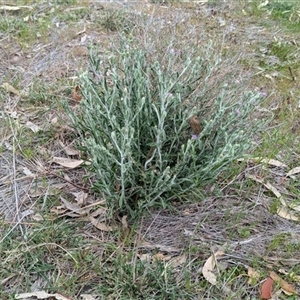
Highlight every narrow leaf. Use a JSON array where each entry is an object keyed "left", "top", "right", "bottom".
[
  {"left": 270, "top": 271, "right": 298, "bottom": 295},
  {"left": 53, "top": 157, "right": 83, "bottom": 169},
  {"left": 89, "top": 215, "right": 114, "bottom": 232},
  {"left": 277, "top": 207, "right": 298, "bottom": 221},
  {"left": 287, "top": 166, "right": 300, "bottom": 177}
]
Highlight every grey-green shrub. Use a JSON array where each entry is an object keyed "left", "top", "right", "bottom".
[{"left": 66, "top": 37, "right": 265, "bottom": 217}]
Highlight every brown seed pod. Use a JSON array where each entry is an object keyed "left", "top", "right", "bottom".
[{"left": 189, "top": 115, "right": 201, "bottom": 135}]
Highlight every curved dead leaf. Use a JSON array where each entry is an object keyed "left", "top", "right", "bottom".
[
  {"left": 153, "top": 253, "right": 172, "bottom": 261},
  {"left": 168, "top": 254, "right": 187, "bottom": 268},
  {"left": 239, "top": 157, "right": 287, "bottom": 168},
  {"left": 81, "top": 295, "right": 97, "bottom": 300},
  {"left": 72, "top": 191, "right": 88, "bottom": 206},
  {"left": 58, "top": 141, "right": 80, "bottom": 156},
  {"left": 1, "top": 82, "right": 20, "bottom": 95},
  {"left": 287, "top": 166, "right": 300, "bottom": 177},
  {"left": 72, "top": 85, "right": 82, "bottom": 102},
  {"left": 247, "top": 267, "right": 260, "bottom": 285},
  {"left": 246, "top": 174, "right": 287, "bottom": 206},
  {"left": 25, "top": 121, "right": 41, "bottom": 133},
  {"left": 15, "top": 291, "right": 72, "bottom": 299},
  {"left": 290, "top": 204, "right": 300, "bottom": 212},
  {"left": 260, "top": 277, "right": 274, "bottom": 300},
  {"left": 0, "top": 5, "right": 32, "bottom": 11},
  {"left": 270, "top": 271, "right": 297, "bottom": 295},
  {"left": 89, "top": 215, "right": 114, "bottom": 232},
  {"left": 277, "top": 207, "right": 299, "bottom": 221},
  {"left": 53, "top": 157, "right": 83, "bottom": 169},
  {"left": 202, "top": 250, "right": 224, "bottom": 285}
]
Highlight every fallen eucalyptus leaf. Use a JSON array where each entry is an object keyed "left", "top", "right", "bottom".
[
  {"left": 239, "top": 157, "right": 287, "bottom": 168},
  {"left": 1, "top": 82, "right": 20, "bottom": 95},
  {"left": 58, "top": 140, "right": 80, "bottom": 156},
  {"left": 277, "top": 207, "right": 299, "bottom": 221},
  {"left": 53, "top": 156, "right": 83, "bottom": 169},
  {"left": 25, "top": 121, "right": 41, "bottom": 133},
  {"left": 15, "top": 291, "right": 72, "bottom": 300},
  {"left": 202, "top": 250, "right": 224, "bottom": 285},
  {"left": 287, "top": 166, "right": 300, "bottom": 177},
  {"left": 0, "top": 5, "right": 32, "bottom": 11},
  {"left": 89, "top": 215, "right": 114, "bottom": 232},
  {"left": 270, "top": 271, "right": 297, "bottom": 295},
  {"left": 260, "top": 277, "right": 273, "bottom": 299},
  {"left": 247, "top": 266, "right": 260, "bottom": 285},
  {"left": 167, "top": 254, "right": 187, "bottom": 268}
]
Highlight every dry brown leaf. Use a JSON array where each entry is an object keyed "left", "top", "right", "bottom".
[
  {"left": 270, "top": 271, "right": 297, "bottom": 295},
  {"left": 89, "top": 215, "right": 114, "bottom": 232},
  {"left": 51, "top": 117, "right": 58, "bottom": 124},
  {"left": 80, "top": 295, "right": 97, "bottom": 300},
  {"left": 138, "top": 253, "right": 152, "bottom": 262},
  {"left": 202, "top": 250, "right": 224, "bottom": 285},
  {"left": 239, "top": 157, "right": 287, "bottom": 168},
  {"left": 58, "top": 140, "right": 80, "bottom": 156},
  {"left": 59, "top": 197, "right": 92, "bottom": 217},
  {"left": 247, "top": 267, "right": 260, "bottom": 285},
  {"left": 15, "top": 291, "right": 72, "bottom": 300},
  {"left": 1, "top": 274, "right": 16, "bottom": 285},
  {"left": 287, "top": 166, "right": 300, "bottom": 177},
  {"left": 246, "top": 174, "right": 287, "bottom": 206},
  {"left": 72, "top": 191, "right": 88, "bottom": 206},
  {"left": 264, "top": 182, "right": 282, "bottom": 199},
  {"left": 90, "top": 207, "right": 107, "bottom": 217},
  {"left": 72, "top": 85, "right": 82, "bottom": 102},
  {"left": 0, "top": 5, "right": 32, "bottom": 11},
  {"left": 51, "top": 206, "right": 68, "bottom": 215},
  {"left": 53, "top": 156, "right": 83, "bottom": 169},
  {"left": 25, "top": 121, "right": 41, "bottom": 133},
  {"left": 22, "top": 167, "right": 34, "bottom": 176},
  {"left": 119, "top": 215, "right": 130, "bottom": 241},
  {"left": 277, "top": 207, "right": 299, "bottom": 221},
  {"left": 260, "top": 277, "right": 274, "bottom": 299},
  {"left": 289, "top": 272, "right": 300, "bottom": 283},
  {"left": 290, "top": 204, "right": 300, "bottom": 212},
  {"left": 32, "top": 213, "right": 45, "bottom": 221},
  {"left": 70, "top": 200, "right": 106, "bottom": 215},
  {"left": 121, "top": 215, "right": 128, "bottom": 229},
  {"left": 60, "top": 196, "right": 81, "bottom": 212},
  {"left": 168, "top": 254, "right": 187, "bottom": 268},
  {"left": 30, "top": 183, "right": 66, "bottom": 198},
  {"left": 1, "top": 82, "right": 21, "bottom": 95},
  {"left": 153, "top": 253, "right": 172, "bottom": 261},
  {"left": 260, "top": 158, "right": 287, "bottom": 168}
]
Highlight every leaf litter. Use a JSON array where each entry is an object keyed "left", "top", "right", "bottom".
[{"left": 202, "top": 249, "right": 225, "bottom": 285}]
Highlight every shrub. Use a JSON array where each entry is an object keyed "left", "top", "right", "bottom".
[{"left": 66, "top": 36, "right": 266, "bottom": 218}]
